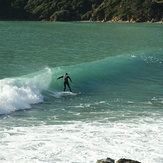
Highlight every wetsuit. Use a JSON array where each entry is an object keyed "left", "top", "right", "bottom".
[{"left": 57, "top": 74, "right": 72, "bottom": 92}]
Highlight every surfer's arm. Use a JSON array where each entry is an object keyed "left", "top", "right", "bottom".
[
  {"left": 68, "top": 76, "right": 72, "bottom": 83},
  {"left": 56, "top": 76, "right": 63, "bottom": 80}
]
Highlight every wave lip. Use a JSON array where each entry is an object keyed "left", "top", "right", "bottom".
[{"left": 0, "top": 68, "right": 52, "bottom": 115}]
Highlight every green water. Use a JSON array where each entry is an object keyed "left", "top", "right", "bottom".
[
  {"left": 0, "top": 21, "right": 163, "bottom": 163},
  {"left": 1, "top": 22, "right": 162, "bottom": 77}
]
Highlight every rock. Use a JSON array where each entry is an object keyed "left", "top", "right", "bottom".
[
  {"left": 116, "top": 158, "right": 141, "bottom": 163},
  {"left": 97, "top": 157, "right": 115, "bottom": 163}
]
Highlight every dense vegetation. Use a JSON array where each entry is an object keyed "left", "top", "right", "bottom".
[{"left": 0, "top": 0, "right": 163, "bottom": 22}]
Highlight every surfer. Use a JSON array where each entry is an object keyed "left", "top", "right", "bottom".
[{"left": 56, "top": 73, "right": 72, "bottom": 92}]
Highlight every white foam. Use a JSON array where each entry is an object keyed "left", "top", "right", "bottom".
[
  {"left": 131, "top": 55, "right": 137, "bottom": 58},
  {"left": 0, "top": 68, "right": 52, "bottom": 114},
  {"left": 0, "top": 116, "right": 163, "bottom": 163}
]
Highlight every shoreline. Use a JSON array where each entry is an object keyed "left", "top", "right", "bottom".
[
  {"left": 77, "top": 19, "right": 163, "bottom": 23},
  {"left": 0, "top": 19, "right": 163, "bottom": 24}
]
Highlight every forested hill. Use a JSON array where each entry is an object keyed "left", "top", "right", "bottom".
[{"left": 0, "top": 0, "right": 163, "bottom": 22}]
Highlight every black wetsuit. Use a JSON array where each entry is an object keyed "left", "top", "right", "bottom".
[{"left": 57, "top": 75, "right": 72, "bottom": 92}]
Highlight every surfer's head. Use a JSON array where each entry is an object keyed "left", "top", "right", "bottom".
[{"left": 65, "top": 73, "right": 68, "bottom": 75}]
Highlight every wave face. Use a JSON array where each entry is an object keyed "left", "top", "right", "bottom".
[{"left": 51, "top": 51, "right": 163, "bottom": 98}]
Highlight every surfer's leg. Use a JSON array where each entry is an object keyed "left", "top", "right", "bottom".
[
  {"left": 64, "top": 82, "right": 66, "bottom": 91},
  {"left": 67, "top": 83, "right": 72, "bottom": 92}
]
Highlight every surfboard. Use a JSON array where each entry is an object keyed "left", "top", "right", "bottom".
[
  {"left": 62, "top": 91, "right": 81, "bottom": 95},
  {"left": 46, "top": 90, "right": 81, "bottom": 98}
]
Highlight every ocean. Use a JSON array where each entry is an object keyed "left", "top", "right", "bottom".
[{"left": 0, "top": 21, "right": 163, "bottom": 163}]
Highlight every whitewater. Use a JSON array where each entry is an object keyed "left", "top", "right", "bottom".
[{"left": 0, "top": 21, "right": 163, "bottom": 163}]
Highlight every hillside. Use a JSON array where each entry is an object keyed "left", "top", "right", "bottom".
[{"left": 0, "top": 0, "right": 163, "bottom": 22}]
